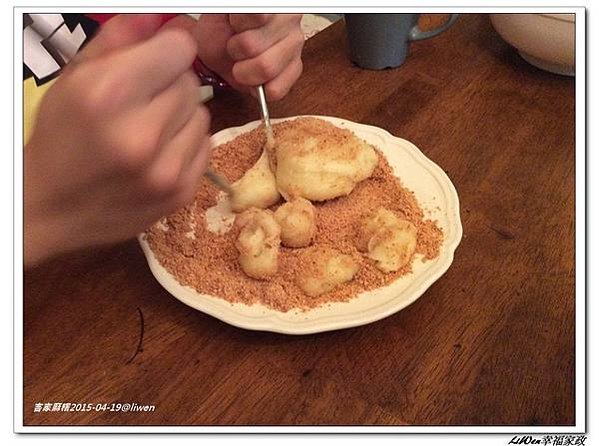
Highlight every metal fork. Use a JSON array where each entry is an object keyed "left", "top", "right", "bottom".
[
  {"left": 257, "top": 85, "right": 277, "bottom": 170},
  {"left": 257, "top": 85, "right": 274, "bottom": 144},
  {"left": 204, "top": 168, "right": 234, "bottom": 196},
  {"left": 203, "top": 85, "right": 274, "bottom": 196}
]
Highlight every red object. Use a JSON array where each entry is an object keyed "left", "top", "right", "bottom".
[
  {"left": 84, "top": 13, "right": 230, "bottom": 88},
  {"left": 85, "top": 13, "right": 178, "bottom": 26},
  {"left": 193, "top": 57, "right": 231, "bottom": 89}
]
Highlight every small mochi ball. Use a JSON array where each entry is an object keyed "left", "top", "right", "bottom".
[
  {"left": 295, "top": 246, "right": 360, "bottom": 297},
  {"left": 274, "top": 197, "right": 317, "bottom": 248},
  {"left": 234, "top": 208, "right": 281, "bottom": 280},
  {"left": 356, "top": 207, "right": 418, "bottom": 273}
]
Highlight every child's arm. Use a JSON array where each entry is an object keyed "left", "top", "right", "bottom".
[
  {"left": 193, "top": 14, "right": 305, "bottom": 101},
  {"left": 25, "top": 14, "right": 211, "bottom": 266}
]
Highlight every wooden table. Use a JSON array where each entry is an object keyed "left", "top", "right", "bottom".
[{"left": 24, "top": 14, "right": 575, "bottom": 426}]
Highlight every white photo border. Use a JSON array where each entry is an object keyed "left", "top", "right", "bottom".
[{"left": 13, "top": 5, "right": 586, "bottom": 435}]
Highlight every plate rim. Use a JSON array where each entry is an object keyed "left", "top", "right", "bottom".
[{"left": 138, "top": 115, "right": 463, "bottom": 335}]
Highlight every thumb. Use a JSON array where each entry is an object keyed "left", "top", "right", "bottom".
[{"left": 70, "top": 14, "right": 166, "bottom": 66}]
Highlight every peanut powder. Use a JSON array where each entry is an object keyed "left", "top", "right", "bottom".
[{"left": 145, "top": 119, "right": 443, "bottom": 312}]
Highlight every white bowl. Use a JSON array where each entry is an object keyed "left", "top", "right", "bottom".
[
  {"left": 139, "top": 116, "right": 463, "bottom": 335},
  {"left": 490, "top": 13, "right": 575, "bottom": 76}
]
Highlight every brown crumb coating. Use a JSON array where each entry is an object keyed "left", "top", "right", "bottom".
[{"left": 145, "top": 118, "right": 443, "bottom": 312}]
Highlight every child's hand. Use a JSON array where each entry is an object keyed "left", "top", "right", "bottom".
[
  {"left": 25, "top": 15, "right": 212, "bottom": 266},
  {"left": 195, "top": 13, "right": 304, "bottom": 101}
]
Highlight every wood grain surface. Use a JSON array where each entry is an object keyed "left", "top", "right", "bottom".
[{"left": 23, "top": 14, "right": 575, "bottom": 426}]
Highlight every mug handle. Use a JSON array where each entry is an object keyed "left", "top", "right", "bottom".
[{"left": 409, "top": 14, "right": 459, "bottom": 41}]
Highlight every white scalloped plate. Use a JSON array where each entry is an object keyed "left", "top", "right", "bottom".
[{"left": 139, "top": 116, "right": 462, "bottom": 335}]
